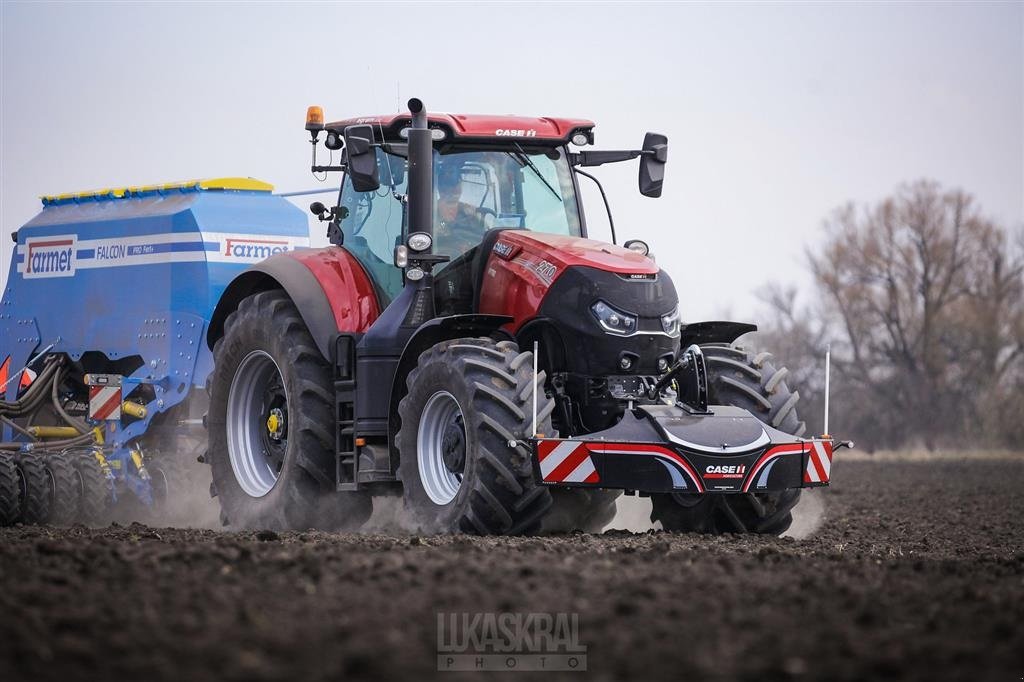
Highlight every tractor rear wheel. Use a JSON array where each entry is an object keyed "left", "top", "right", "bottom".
[
  {"left": 207, "top": 290, "right": 371, "bottom": 531},
  {"left": 650, "top": 342, "right": 805, "bottom": 535},
  {"left": 397, "top": 338, "right": 554, "bottom": 534}
]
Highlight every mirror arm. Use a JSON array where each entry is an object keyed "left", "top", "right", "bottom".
[
  {"left": 379, "top": 142, "right": 409, "bottom": 158},
  {"left": 574, "top": 168, "right": 616, "bottom": 245},
  {"left": 311, "top": 164, "right": 346, "bottom": 173},
  {"left": 569, "top": 150, "right": 642, "bottom": 167}
]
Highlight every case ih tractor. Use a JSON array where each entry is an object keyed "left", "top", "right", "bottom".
[{"left": 0, "top": 98, "right": 843, "bottom": 534}]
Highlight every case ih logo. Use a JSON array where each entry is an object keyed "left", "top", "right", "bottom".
[
  {"left": 495, "top": 129, "right": 538, "bottom": 137},
  {"left": 704, "top": 464, "right": 747, "bottom": 479},
  {"left": 492, "top": 240, "right": 520, "bottom": 260},
  {"left": 24, "top": 236, "right": 76, "bottom": 279},
  {"left": 223, "top": 238, "right": 291, "bottom": 260}
]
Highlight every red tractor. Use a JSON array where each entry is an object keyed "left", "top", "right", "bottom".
[{"left": 204, "top": 99, "right": 841, "bottom": 534}]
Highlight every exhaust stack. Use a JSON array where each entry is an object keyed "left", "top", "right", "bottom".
[{"left": 406, "top": 98, "right": 433, "bottom": 247}]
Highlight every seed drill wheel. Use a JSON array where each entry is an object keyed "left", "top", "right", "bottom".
[
  {"left": 397, "top": 338, "right": 555, "bottom": 534},
  {"left": 14, "top": 455, "right": 51, "bottom": 524},
  {"left": 71, "top": 451, "right": 110, "bottom": 525},
  {"left": 0, "top": 454, "right": 20, "bottom": 526},
  {"left": 41, "top": 454, "right": 79, "bottom": 525},
  {"left": 650, "top": 343, "right": 805, "bottom": 535},
  {"left": 206, "top": 290, "right": 371, "bottom": 530}
]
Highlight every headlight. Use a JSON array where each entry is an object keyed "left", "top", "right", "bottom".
[
  {"left": 591, "top": 300, "right": 637, "bottom": 335},
  {"left": 407, "top": 232, "right": 432, "bottom": 252},
  {"left": 661, "top": 306, "right": 680, "bottom": 336}
]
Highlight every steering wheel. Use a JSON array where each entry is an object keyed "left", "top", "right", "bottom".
[{"left": 476, "top": 207, "right": 497, "bottom": 229}]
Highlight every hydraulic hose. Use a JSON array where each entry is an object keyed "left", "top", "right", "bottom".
[
  {"left": 0, "top": 355, "right": 61, "bottom": 415},
  {"left": 0, "top": 355, "right": 98, "bottom": 450}
]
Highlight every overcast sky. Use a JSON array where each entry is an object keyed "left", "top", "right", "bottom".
[{"left": 2, "top": 1, "right": 1021, "bottom": 322}]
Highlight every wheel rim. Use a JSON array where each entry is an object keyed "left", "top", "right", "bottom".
[
  {"left": 227, "top": 350, "right": 288, "bottom": 498},
  {"left": 417, "top": 390, "right": 466, "bottom": 506}
]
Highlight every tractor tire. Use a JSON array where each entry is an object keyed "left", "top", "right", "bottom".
[
  {"left": 543, "top": 488, "right": 621, "bottom": 533},
  {"left": 206, "top": 290, "right": 371, "bottom": 531},
  {"left": 0, "top": 454, "right": 20, "bottom": 526},
  {"left": 14, "top": 455, "right": 51, "bottom": 524},
  {"left": 41, "top": 454, "right": 79, "bottom": 525},
  {"left": 650, "top": 342, "right": 805, "bottom": 535},
  {"left": 71, "top": 451, "right": 110, "bottom": 525},
  {"left": 397, "top": 338, "right": 554, "bottom": 534}
]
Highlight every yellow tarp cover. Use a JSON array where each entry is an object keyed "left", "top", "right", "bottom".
[{"left": 41, "top": 177, "right": 274, "bottom": 202}]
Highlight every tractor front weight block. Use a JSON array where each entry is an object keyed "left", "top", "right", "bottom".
[{"left": 531, "top": 405, "right": 837, "bottom": 495}]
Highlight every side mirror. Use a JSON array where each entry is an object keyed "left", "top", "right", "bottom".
[
  {"left": 344, "top": 124, "right": 381, "bottom": 193},
  {"left": 309, "top": 201, "right": 328, "bottom": 219},
  {"left": 639, "top": 132, "right": 668, "bottom": 198}
]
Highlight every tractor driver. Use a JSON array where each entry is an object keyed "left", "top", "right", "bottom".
[{"left": 435, "top": 163, "right": 488, "bottom": 259}]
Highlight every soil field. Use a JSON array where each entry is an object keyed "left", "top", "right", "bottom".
[{"left": 1, "top": 457, "right": 1022, "bottom": 681}]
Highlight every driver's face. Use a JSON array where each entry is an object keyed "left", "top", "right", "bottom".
[{"left": 438, "top": 183, "right": 462, "bottom": 222}]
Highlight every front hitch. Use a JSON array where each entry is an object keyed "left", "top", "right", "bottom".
[{"left": 648, "top": 344, "right": 710, "bottom": 413}]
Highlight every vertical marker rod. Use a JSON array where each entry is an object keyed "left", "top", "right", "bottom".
[
  {"left": 823, "top": 343, "right": 831, "bottom": 437},
  {"left": 532, "top": 341, "right": 539, "bottom": 437}
]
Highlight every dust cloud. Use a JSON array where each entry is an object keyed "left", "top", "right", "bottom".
[{"left": 783, "top": 489, "right": 827, "bottom": 540}]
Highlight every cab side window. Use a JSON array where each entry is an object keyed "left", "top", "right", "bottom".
[{"left": 339, "top": 150, "right": 407, "bottom": 303}]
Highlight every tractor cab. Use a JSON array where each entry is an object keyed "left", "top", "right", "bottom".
[{"left": 331, "top": 137, "right": 586, "bottom": 317}]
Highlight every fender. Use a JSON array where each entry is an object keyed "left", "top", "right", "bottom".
[
  {"left": 679, "top": 321, "right": 757, "bottom": 348},
  {"left": 207, "top": 248, "right": 381, "bottom": 361},
  {"left": 384, "top": 314, "right": 514, "bottom": 466}
]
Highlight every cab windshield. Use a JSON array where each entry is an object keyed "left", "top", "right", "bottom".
[{"left": 337, "top": 145, "right": 582, "bottom": 303}]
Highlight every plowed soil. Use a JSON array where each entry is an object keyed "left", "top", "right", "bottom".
[{"left": 1, "top": 457, "right": 1022, "bottom": 681}]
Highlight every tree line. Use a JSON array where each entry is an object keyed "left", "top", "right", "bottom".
[{"left": 753, "top": 180, "right": 1023, "bottom": 451}]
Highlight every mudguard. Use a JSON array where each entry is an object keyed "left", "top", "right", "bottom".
[
  {"left": 679, "top": 321, "right": 757, "bottom": 348},
  {"left": 207, "top": 248, "right": 381, "bottom": 362}
]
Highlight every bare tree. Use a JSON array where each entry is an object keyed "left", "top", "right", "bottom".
[{"left": 757, "top": 181, "right": 1023, "bottom": 450}]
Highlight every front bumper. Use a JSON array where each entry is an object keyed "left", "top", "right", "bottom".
[{"left": 531, "top": 404, "right": 836, "bottom": 494}]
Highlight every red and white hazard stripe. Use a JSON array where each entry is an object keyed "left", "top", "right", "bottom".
[
  {"left": 804, "top": 440, "right": 834, "bottom": 484},
  {"left": 537, "top": 440, "right": 600, "bottom": 484},
  {"left": 89, "top": 384, "right": 122, "bottom": 421}
]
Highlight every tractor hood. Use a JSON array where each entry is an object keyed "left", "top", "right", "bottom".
[
  {"left": 494, "top": 231, "right": 659, "bottom": 276},
  {"left": 478, "top": 229, "right": 679, "bottom": 379}
]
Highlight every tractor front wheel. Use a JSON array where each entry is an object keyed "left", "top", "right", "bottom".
[
  {"left": 397, "top": 338, "right": 554, "bottom": 534},
  {"left": 650, "top": 342, "right": 805, "bottom": 535}
]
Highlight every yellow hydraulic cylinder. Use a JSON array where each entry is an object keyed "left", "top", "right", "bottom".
[
  {"left": 122, "top": 401, "right": 147, "bottom": 419},
  {"left": 28, "top": 425, "right": 81, "bottom": 439}
]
